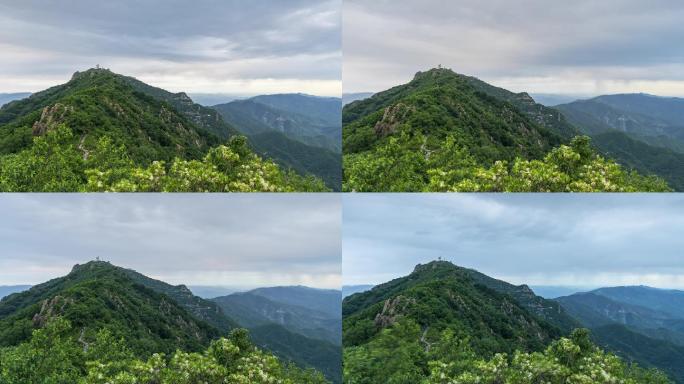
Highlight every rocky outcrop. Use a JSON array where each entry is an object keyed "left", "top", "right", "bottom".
[
  {"left": 32, "top": 103, "right": 73, "bottom": 136},
  {"left": 32, "top": 296, "right": 73, "bottom": 327},
  {"left": 374, "top": 103, "right": 414, "bottom": 136},
  {"left": 374, "top": 295, "right": 415, "bottom": 328}
]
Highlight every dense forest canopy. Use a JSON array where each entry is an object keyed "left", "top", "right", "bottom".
[
  {"left": 0, "top": 261, "right": 333, "bottom": 383},
  {"left": 0, "top": 68, "right": 330, "bottom": 192},
  {"left": 342, "top": 68, "right": 672, "bottom": 192},
  {"left": 342, "top": 261, "right": 674, "bottom": 383},
  {"left": 0, "top": 318, "right": 328, "bottom": 383}
]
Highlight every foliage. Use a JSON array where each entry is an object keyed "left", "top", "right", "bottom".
[
  {"left": 0, "top": 261, "right": 221, "bottom": 356},
  {"left": 0, "top": 318, "right": 329, "bottom": 384},
  {"left": 0, "top": 125, "right": 329, "bottom": 192},
  {"left": 343, "top": 317, "right": 672, "bottom": 384},
  {"left": 342, "top": 261, "right": 674, "bottom": 383},
  {"left": 343, "top": 68, "right": 561, "bottom": 163},
  {"left": 249, "top": 324, "right": 342, "bottom": 384},
  {"left": 422, "top": 329, "right": 671, "bottom": 384},
  {"left": 342, "top": 67, "right": 672, "bottom": 192},
  {"left": 343, "top": 261, "right": 563, "bottom": 357},
  {"left": 0, "top": 67, "right": 330, "bottom": 191},
  {"left": 343, "top": 133, "right": 671, "bottom": 192}
]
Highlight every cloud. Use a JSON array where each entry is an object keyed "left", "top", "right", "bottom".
[
  {"left": 343, "top": 0, "right": 684, "bottom": 96},
  {"left": 0, "top": 0, "right": 341, "bottom": 95},
  {"left": 0, "top": 194, "right": 341, "bottom": 289},
  {"left": 343, "top": 194, "right": 684, "bottom": 289}
]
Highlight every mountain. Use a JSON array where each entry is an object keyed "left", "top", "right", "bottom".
[
  {"left": 0, "top": 285, "right": 31, "bottom": 300},
  {"left": 249, "top": 323, "right": 342, "bottom": 384},
  {"left": 212, "top": 286, "right": 342, "bottom": 383},
  {"left": 247, "top": 130, "right": 341, "bottom": 190},
  {"left": 342, "top": 67, "right": 671, "bottom": 192},
  {"left": 0, "top": 68, "right": 225, "bottom": 163},
  {"left": 556, "top": 94, "right": 684, "bottom": 190},
  {"left": 0, "top": 68, "right": 330, "bottom": 192},
  {"left": 213, "top": 97, "right": 341, "bottom": 151},
  {"left": 250, "top": 94, "right": 341, "bottom": 128},
  {"left": 0, "top": 261, "right": 225, "bottom": 356},
  {"left": 0, "top": 93, "right": 31, "bottom": 107},
  {"left": 212, "top": 94, "right": 342, "bottom": 190},
  {"left": 343, "top": 67, "right": 564, "bottom": 163},
  {"left": 557, "top": 292, "right": 684, "bottom": 345},
  {"left": 342, "top": 261, "right": 666, "bottom": 383},
  {"left": 0, "top": 262, "right": 332, "bottom": 383},
  {"left": 342, "top": 92, "right": 374, "bottom": 106},
  {"left": 342, "top": 284, "right": 374, "bottom": 298},
  {"left": 591, "top": 324, "right": 684, "bottom": 383},
  {"left": 592, "top": 286, "right": 684, "bottom": 319},
  {"left": 248, "top": 286, "right": 341, "bottom": 318},
  {"left": 212, "top": 289, "right": 341, "bottom": 345},
  {"left": 343, "top": 261, "right": 572, "bottom": 355},
  {"left": 556, "top": 286, "right": 684, "bottom": 382}
]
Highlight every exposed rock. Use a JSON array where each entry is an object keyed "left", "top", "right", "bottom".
[
  {"left": 374, "top": 103, "right": 414, "bottom": 136},
  {"left": 374, "top": 295, "right": 415, "bottom": 328},
  {"left": 32, "top": 296, "right": 73, "bottom": 327},
  {"left": 32, "top": 103, "right": 73, "bottom": 136}
]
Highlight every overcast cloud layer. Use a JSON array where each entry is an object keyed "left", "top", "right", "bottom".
[
  {"left": 0, "top": 0, "right": 341, "bottom": 95},
  {"left": 343, "top": 194, "right": 684, "bottom": 289},
  {"left": 0, "top": 194, "right": 341, "bottom": 289},
  {"left": 344, "top": 0, "right": 684, "bottom": 96}
]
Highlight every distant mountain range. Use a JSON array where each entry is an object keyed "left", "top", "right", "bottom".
[
  {"left": 0, "top": 285, "right": 31, "bottom": 300},
  {"left": 0, "top": 261, "right": 340, "bottom": 383},
  {"left": 556, "top": 94, "right": 684, "bottom": 190},
  {"left": 211, "top": 286, "right": 342, "bottom": 383},
  {"left": 342, "top": 92, "right": 374, "bottom": 106},
  {"left": 556, "top": 286, "right": 684, "bottom": 382},
  {"left": 342, "top": 284, "right": 374, "bottom": 298},
  {"left": 0, "top": 93, "right": 31, "bottom": 107},
  {"left": 212, "top": 93, "right": 342, "bottom": 190}
]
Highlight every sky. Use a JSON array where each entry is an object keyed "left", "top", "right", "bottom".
[
  {"left": 343, "top": 0, "right": 684, "bottom": 97},
  {"left": 0, "top": 0, "right": 341, "bottom": 96},
  {"left": 343, "top": 194, "right": 684, "bottom": 290},
  {"left": 0, "top": 194, "right": 341, "bottom": 289}
]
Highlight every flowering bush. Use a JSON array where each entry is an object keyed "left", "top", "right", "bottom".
[
  {"left": 343, "top": 133, "right": 671, "bottom": 192},
  {"left": 0, "top": 125, "right": 329, "bottom": 192},
  {"left": 0, "top": 319, "right": 329, "bottom": 384}
]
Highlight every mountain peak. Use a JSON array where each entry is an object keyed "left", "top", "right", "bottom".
[
  {"left": 414, "top": 66, "right": 457, "bottom": 79},
  {"left": 69, "top": 259, "right": 116, "bottom": 273},
  {"left": 70, "top": 67, "right": 115, "bottom": 81},
  {"left": 412, "top": 259, "right": 458, "bottom": 273}
]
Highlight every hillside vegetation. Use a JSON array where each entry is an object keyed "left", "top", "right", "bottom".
[
  {"left": 557, "top": 94, "right": 684, "bottom": 190},
  {"left": 342, "top": 261, "right": 673, "bottom": 383},
  {"left": 0, "top": 261, "right": 332, "bottom": 383},
  {"left": 343, "top": 68, "right": 671, "bottom": 192},
  {"left": 0, "top": 68, "right": 329, "bottom": 191}
]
